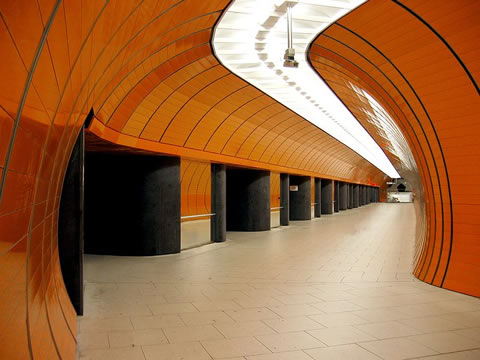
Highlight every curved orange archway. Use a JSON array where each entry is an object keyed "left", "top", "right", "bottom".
[{"left": 309, "top": 0, "right": 480, "bottom": 297}]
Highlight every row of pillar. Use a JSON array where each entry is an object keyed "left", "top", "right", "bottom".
[
  {"left": 58, "top": 142, "right": 381, "bottom": 314},
  {"left": 286, "top": 176, "right": 379, "bottom": 219},
  {"left": 76, "top": 156, "right": 381, "bottom": 257}
]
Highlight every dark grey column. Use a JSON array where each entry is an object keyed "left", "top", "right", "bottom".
[
  {"left": 348, "top": 184, "right": 353, "bottom": 209},
  {"left": 85, "top": 154, "right": 181, "bottom": 255},
  {"left": 59, "top": 126, "right": 84, "bottom": 315},
  {"left": 289, "top": 175, "right": 311, "bottom": 220},
  {"left": 334, "top": 181, "right": 340, "bottom": 212},
  {"left": 346, "top": 183, "right": 350, "bottom": 209},
  {"left": 280, "top": 173, "right": 289, "bottom": 226},
  {"left": 226, "top": 168, "right": 270, "bottom": 231},
  {"left": 353, "top": 184, "right": 359, "bottom": 208},
  {"left": 367, "top": 187, "right": 371, "bottom": 204},
  {"left": 362, "top": 185, "right": 367, "bottom": 205},
  {"left": 314, "top": 178, "right": 321, "bottom": 218},
  {"left": 321, "top": 179, "right": 333, "bottom": 214},
  {"left": 339, "top": 182, "right": 348, "bottom": 210},
  {"left": 211, "top": 164, "right": 226, "bottom": 242},
  {"left": 359, "top": 185, "right": 364, "bottom": 206}
]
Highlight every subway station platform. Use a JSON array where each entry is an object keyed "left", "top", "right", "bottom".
[{"left": 78, "top": 204, "right": 480, "bottom": 360}]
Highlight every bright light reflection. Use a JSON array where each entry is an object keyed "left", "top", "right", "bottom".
[
  {"left": 349, "top": 83, "right": 417, "bottom": 173},
  {"left": 213, "top": 0, "right": 401, "bottom": 178}
]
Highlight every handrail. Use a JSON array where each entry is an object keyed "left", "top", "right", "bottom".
[{"left": 181, "top": 213, "right": 215, "bottom": 220}]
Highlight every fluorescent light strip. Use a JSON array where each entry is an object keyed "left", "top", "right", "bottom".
[
  {"left": 213, "top": 0, "right": 400, "bottom": 178},
  {"left": 349, "top": 83, "right": 417, "bottom": 173}
]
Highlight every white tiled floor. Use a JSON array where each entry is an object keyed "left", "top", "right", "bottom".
[{"left": 78, "top": 203, "right": 480, "bottom": 359}]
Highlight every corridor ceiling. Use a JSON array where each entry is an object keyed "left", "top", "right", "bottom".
[{"left": 213, "top": 0, "right": 400, "bottom": 178}]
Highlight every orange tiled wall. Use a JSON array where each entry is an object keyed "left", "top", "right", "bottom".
[
  {"left": 270, "top": 172, "right": 280, "bottom": 210},
  {"left": 181, "top": 159, "right": 211, "bottom": 220},
  {"left": 310, "top": 0, "right": 480, "bottom": 296}
]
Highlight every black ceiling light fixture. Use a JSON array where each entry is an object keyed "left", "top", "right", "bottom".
[{"left": 283, "top": 2, "right": 298, "bottom": 68}]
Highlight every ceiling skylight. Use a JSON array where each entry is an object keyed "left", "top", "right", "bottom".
[{"left": 213, "top": 0, "right": 401, "bottom": 178}]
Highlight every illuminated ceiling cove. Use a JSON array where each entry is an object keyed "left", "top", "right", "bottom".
[
  {"left": 213, "top": 0, "right": 401, "bottom": 178},
  {"left": 348, "top": 83, "right": 418, "bottom": 173}
]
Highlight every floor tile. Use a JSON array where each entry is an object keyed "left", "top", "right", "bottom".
[
  {"left": 79, "top": 317, "right": 133, "bottom": 333},
  {"left": 414, "top": 349, "right": 480, "bottom": 359},
  {"left": 440, "top": 311, "right": 480, "bottom": 328},
  {"left": 77, "top": 332, "right": 109, "bottom": 351},
  {"left": 149, "top": 303, "right": 198, "bottom": 315},
  {"left": 355, "top": 320, "right": 423, "bottom": 339},
  {"left": 131, "top": 314, "right": 184, "bottom": 329},
  {"left": 246, "top": 351, "right": 315, "bottom": 359},
  {"left": 399, "top": 316, "right": 466, "bottom": 333},
  {"left": 358, "top": 338, "right": 438, "bottom": 360},
  {"left": 307, "top": 326, "right": 376, "bottom": 346},
  {"left": 193, "top": 301, "right": 242, "bottom": 312},
  {"left": 308, "top": 312, "right": 368, "bottom": 327},
  {"left": 79, "top": 347, "right": 145, "bottom": 360},
  {"left": 268, "top": 304, "right": 323, "bottom": 318},
  {"left": 214, "top": 321, "right": 276, "bottom": 338},
  {"left": 226, "top": 308, "right": 280, "bottom": 322},
  {"left": 263, "top": 316, "right": 325, "bottom": 333},
  {"left": 202, "top": 337, "right": 270, "bottom": 358},
  {"left": 85, "top": 302, "right": 153, "bottom": 318},
  {"left": 142, "top": 342, "right": 212, "bottom": 360},
  {"left": 108, "top": 329, "right": 168, "bottom": 347},
  {"left": 275, "top": 294, "right": 320, "bottom": 305},
  {"left": 256, "top": 332, "right": 325, "bottom": 352},
  {"left": 453, "top": 327, "right": 480, "bottom": 341},
  {"left": 408, "top": 331, "right": 480, "bottom": 353},
  {"left": 180, "top": 311, "right": 235, "bottom": 325},
  {"left": 163, "top": 324, "right": 224, "bottom": 343},
  {"left": 235, "top": 296, "right": 284, "bottom": 308},
  {"left": 305, "top": 344, "right": 381, "bottom": 360},
  {"left": 352, "top": 308, "right": 409, "bottom": 322},
  {"left": 312, "top": 300, "right": 364, "bottom": 313}
]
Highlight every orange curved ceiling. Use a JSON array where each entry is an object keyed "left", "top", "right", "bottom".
[{"left": 85, "top": 0, "right": 386, "bottom": 185}]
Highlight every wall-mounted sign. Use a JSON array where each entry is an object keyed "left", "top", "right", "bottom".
[{"left": 289, "top": 185, "right": 298, "bottom": 191}]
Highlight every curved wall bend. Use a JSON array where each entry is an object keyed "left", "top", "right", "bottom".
[{"left": 309, "top": 0, "right": 480, "bottom": 297}]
